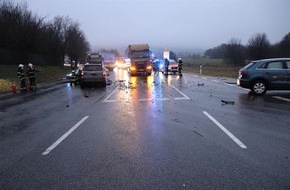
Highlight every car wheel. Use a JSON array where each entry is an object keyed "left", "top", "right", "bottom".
[{"left": 251, "top": 80, "right": 267, "bottom": 96}]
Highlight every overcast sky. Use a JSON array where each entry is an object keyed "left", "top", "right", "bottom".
[{"left": 15, "top": 0, "right": 290, "bottom": 52}]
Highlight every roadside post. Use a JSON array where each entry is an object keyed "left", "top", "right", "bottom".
[{"left": 200, "top": 64, "right": 202, "bottom": 75}]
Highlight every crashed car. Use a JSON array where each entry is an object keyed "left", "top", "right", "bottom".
[
  {"left": 160, "top": 59, "right": 178, "bottom": 74},
  {"left": 237, "top": 58, "right": 290, "bottom": 95},
  {"left": 80, "top": 63, "right": 107, "bottom": 88}
]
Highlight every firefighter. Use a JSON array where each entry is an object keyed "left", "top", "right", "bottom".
[
  {"left": 70, "top": 70, "right": 76, "bottom": 85},
  {"left": 178, "top": 58, "right": 183, "bottom": 77},
  {"left": 26, "top": 63, "right": 40, "bottom": 91},
  {"left": 17, "top": 64, "right": 26, "bottom": 92},
  {"left": 164, "top": 58, "right": 169, "bottom": 75}
]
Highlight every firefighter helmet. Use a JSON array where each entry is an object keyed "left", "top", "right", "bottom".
[
  {"left": 28, "top": 63, "right": 33, "bottom": 68},
  {"left": 18, "top": 64, "right": 24, "bottom": 68}
]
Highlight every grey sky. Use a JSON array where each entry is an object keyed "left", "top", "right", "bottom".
[{"left": 16, "top": 0, "right": 290, "bottom": 52}]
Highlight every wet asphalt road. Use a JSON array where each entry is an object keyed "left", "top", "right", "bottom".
[{"left": 0, "top": 69, "right": 290, "bottom": 189}]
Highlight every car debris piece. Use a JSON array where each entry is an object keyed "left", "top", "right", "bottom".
[
  {"left": 197, "top": 83, "right": 204, "bottom": 86},
  {"left": 221, "top": 100, "right": 235, "bottom": 104}
]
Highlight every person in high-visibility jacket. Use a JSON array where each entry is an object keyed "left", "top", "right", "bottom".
[
  {"left": 26, "top": 63, "right": 40, "bottom": 91},
  {"left": 178, "top": 58, "right": 183, "bottom": 77},
  {"left": 70, "top": 70, "right": 76, "bottom": 85},
  {"left": 17, "top": 64, "right": 26, "bottom": 92}
]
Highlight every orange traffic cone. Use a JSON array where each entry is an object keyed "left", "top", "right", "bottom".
[{"left": 12, "top": 84, "right": 17, "bottom": 94}]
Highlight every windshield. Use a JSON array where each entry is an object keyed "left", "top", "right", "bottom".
[{"left": 131, "top": 51, "right": 150, "bottom": 58}]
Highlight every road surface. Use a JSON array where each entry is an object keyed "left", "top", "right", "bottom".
[{"left": 1, "top": 69, "right": 290, "bottom": 189}]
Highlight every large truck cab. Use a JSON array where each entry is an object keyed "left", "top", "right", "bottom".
[{"left": 126, "top": 44, "right": 152, "bottom": 75}]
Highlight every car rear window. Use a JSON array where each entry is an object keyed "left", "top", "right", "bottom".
[
  {"left": 83, "top": 65, "right": 102, "bottom": 71},
  {"left": 286, "top": 61, "right": 290, "bottom": 69}
]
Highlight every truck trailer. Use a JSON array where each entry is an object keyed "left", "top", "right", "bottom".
[{"left": 125, "top": 44, "right": 152, "bottom": 75}]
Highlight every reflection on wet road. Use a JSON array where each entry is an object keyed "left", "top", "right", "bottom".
[{"left": 1, "top": 68, "right": 290, "bottom": 189}]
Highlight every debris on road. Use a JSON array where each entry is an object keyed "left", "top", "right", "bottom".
[
  {"left": 197, "top": 83, "right": 204, "bottom": 86},
  {"left": 221, "top": 100, "right": 235, "bottom": 105}
]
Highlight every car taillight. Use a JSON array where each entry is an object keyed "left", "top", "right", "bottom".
[{"left": 240, "top": 70, "right": 248, "bottom": 76}]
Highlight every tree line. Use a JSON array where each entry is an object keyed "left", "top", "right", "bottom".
[
  {"left": 204, "top": 32, "right": 290, "bottom": 66},
  {"left": 0, "top": 0, "right": 90, "bottom": 65}
]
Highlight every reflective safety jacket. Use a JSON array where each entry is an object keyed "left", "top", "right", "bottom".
[
  {"left": 178, "top": 60, "right": 183, "bottom": 71},
  {"left": 17, "top": 68, "right": 25, "bottom": 80},
  {"left": 71, "top": 72, "right": 76, "bottom": 81},
  {"left": 26, "top": 67, "right": 38, "bottom": 79}
]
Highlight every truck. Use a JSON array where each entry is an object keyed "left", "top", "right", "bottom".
[
  {"left": 101, "top": 52, "right": 116, "bottom": 71},
  {"left": 125, "top": 44, "right": 152, "bottom": 75},
  {"left": 87, "top": 52, "right": 103, "bottom": 64}
]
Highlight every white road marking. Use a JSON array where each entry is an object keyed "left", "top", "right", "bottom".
[
  {"left": 170, "top": 85, "right": 190, "bottom": 100},
  {"left": 203, "top": 111, "right": 247, "bottom": 149},
  {"left": 273, "top": 96, "right": 290, "bottom": 102},
  {"left": 225, "top": 83, "right": 235, "bottom": 87},
  {"left": 103, "top": 83, "right": 190, "bottom": 103},
  {"left": 102, "top": 87, "right": 119, "bottom": 102},
  {"left": 174, "top": 97, "right": 189, "bottom": 100},
  {"left": 211, "top": 80, "right": 220, "bottom": 83},
  {"left": 42, "top": 116, "right": 89, "bottom": 155},
  {"left": 139, "top": 98, "right": 170, "bottom": 102}
]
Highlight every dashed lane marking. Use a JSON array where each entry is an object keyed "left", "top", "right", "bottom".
[
  {"left": 273, "top": 96, "right": 290, "bottom": 102},
  {"left": 203, "top": 111, "right": 247, "bottom": 149},
  {"left": 42, "top": 116, "right": 89, "bottom": 155},
  {"left": 225, "top": 83, "right": 235, "bottom": 87}
]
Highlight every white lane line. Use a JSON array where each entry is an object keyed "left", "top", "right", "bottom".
[
  {"left": 139, "top": 98, "right": 170, "bottom": 102},
  {"left": 225, "top": 83, "right": 235, "bottom": 87},
  {"left": 203, "top": 111, "right": 247, "bottom": 149},
  {"left": 273, "top": 96, "right": 290, "bottom": 102},
  {"left": 211, "top": 80, "right": 220, "bottom": 83},
  {"left": 42, "top": 116, "right": 89, "bottom": 155},
  {"left": 174, "top": 97, "right": 189, "bottom": 100},
  {"left": 103, "top": 87, "right": 119, "bottom": 102},
  {"left": 170, "top": 85, "right": 190, "bottom": 100}
]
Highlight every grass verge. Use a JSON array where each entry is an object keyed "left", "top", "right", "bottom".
[{"left": 0, "top": 65, "right": 71, "bottom": 93}]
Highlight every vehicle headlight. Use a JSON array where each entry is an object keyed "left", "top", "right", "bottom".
[{"left": 146, "top": 65, "right": 152, "bottom": 70}]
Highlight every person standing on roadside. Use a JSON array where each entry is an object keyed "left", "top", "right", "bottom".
[
  {"left": 26, "top": 63, "right": 40, "bottom": 91},
  {"left": 178, "top": 58, "right": 183, "bottom": 77},
  {"left": 70, "top": 70, "right": 76, "bottom": 86},
  {"left": 17, "top": 64, "right": 26, "bottom": 92},
  {"left": 164, "top": 58, "right": 169, "bottom": 75}
]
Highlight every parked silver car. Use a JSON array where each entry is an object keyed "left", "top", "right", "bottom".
[{"left": 237, "top": 58, "right": 290, "bottom": 95}]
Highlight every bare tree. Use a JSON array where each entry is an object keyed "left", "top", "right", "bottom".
[
  {"left": 224, "top": 38, "right": 245, "bottom": 65},
  {"left": 279, "top": 32, "right": 290, "bottom": 57},
  {"left": 247, "top": 33, "right": 270, "bottom": 60}
]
